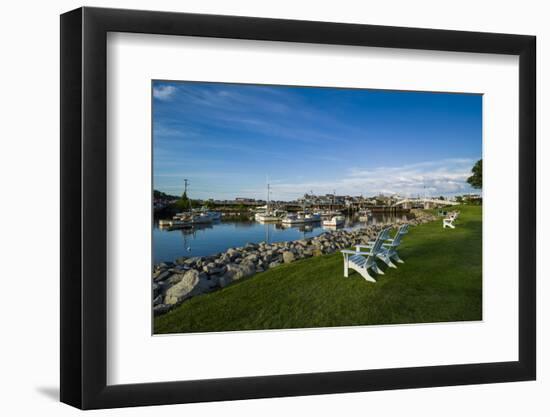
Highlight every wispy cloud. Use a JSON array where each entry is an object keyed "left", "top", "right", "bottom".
[
  {"left": 246, "top": 158, "right": 477, "bottom": 200},
  {"left": 153, "top": 85, "right": 177, "bottom": 101}
]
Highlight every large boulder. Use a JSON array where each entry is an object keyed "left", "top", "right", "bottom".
[
  {"left": 282, "top": 251, "right": 295, "bottom": 264},
  {"left": 164, "top": 269, "right": 210, "bottom": 305},
  {"left": 225, "top": 261, "right": 255, "bottom": 281}
]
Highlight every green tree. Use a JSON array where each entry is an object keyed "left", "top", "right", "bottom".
[
  {"left": 174, "top": 191, "right": 192, "bottom": 211},
  {"left": 467, "top": 159, "right": 482, "bottom": 189}
]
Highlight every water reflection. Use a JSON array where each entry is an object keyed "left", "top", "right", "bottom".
[{"left": 153, "top": 213, "right": 412, "bottom": 264}]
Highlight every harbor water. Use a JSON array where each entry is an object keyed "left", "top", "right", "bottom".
[{"left": 153, "top": 213, "right": 413, "bottom": 264}]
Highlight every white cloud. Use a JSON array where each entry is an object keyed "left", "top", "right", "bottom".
[{"left": 153, "top": 85, "right": 177, "bottom": 101}]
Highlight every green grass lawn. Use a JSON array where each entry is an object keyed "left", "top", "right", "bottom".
[{"left": 154, "top": 205, "right": 482, "bottom": 334}]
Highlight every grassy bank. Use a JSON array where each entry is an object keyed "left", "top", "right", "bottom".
[{"left": 154, "top": 205, "right": 482, "bottom": 334}]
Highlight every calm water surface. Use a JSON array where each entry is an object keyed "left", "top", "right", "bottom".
[{"left": 153, "top": 213, "right": 413, "bottom": 264}]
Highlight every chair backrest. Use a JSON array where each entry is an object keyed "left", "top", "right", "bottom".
[
  {"left": 386, "top": 225, "right": 405, "bottom": 247},
  {"left": 371, "top": 227, "right": 391, "bottom": 254}
]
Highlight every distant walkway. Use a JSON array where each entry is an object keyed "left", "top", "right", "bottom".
[{"left": 393, "top": 198, "right": 459, "bottom": 208}]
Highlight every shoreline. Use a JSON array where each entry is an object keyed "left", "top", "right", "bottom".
[{"left": 153, "top": 209, "right": 437, "bottom": 316}]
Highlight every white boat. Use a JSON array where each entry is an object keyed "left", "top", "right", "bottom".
[
  {"left": 191, "top": 213, "right": 213, "bottom": 224},
  {"left": 281, "top": 212, "right": 321, "bottom": 225},
  {"left": 255, "top": 183, "right": 282, "bottom": 223},
  {"left": 322, "top": 215, "right": 345, "bottom": 227},
  {"left": 255, "top": 212, "right": 283, "bottom": 222},
  {"left": 304, "top": 213, "right": 322, "bottom": 222},
  {"left": 158, "top": 219, "right": 192, "bottom": 229},
  {"left": 357, "top": 209, "right": 371, "bottom": 222},
  {"left": 281, "top": 213, "right": 303, "bottom": 225},
  {"left": 206, "top": 211, "right": 222, "bottom": 221}
]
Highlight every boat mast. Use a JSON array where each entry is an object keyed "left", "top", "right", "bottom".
[{"left": 266, "top": 182, "right": 270, "bottom": 214}]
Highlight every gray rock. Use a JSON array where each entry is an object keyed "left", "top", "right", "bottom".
[
  {"left": 226, "top": 248, "right": 240, "bottom": 259},
  {"left": 152, "top": 294, "right": 163, "bottom": 306},
  {"left": 225, "top": 261, "right": 255, "bottom": 280},
  {"left": 244, "top": 242, "right": 259, "bottom": 250},
  {"left": 204, "top": 262, "right": 226, "bottom": 275},
  {"left": 183, "top": 256, "right": 201, "bottom": 266},
  {"left": 153, "top": 304, "right": 170, "bottom": 315},
  {"left": 165, "top": 273, "right": 186, "bottom": 286},
  {"left": 152, "top": 282, "right": 161, "bottom": 297},
  {"left": 153, "top": 270, "right": 172, "bottom": 282},
  {"left": 268, "top": 260, "right": 281, "bottom": 269},
  {"left": 282, "top": 251, "right": 295, "bottom": 264},
  {"left": 164, "top": 269, "right": 210, "bottom": 305},
  {"left": 244, "top": 253, "right": 259, "bottom": 263},
  {"left": 174, "top": 256, "right": 188, "bottom": 265},
  {"left": 218, "top": 275, "right": 232, "bottom": 288}
]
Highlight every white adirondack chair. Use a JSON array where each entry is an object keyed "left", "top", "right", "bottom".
[
  {"left": 356, "top": 224, "right": 408, "bottom": 268},
  {"left": 341, "top": 228, "right": 390, "bottom": 282},
  {"left": 353, "top": 227, "right": 392, "bottom": 252},
  {"left": 443, "top": 211, "right": 460, "bottom": 229},
  {"left": 377, "top": 224, "right": 408, "bottom": 267}
]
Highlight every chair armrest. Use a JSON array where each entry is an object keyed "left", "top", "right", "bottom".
[
  {"left": 342, "top": 250, "right": 372, "bottom": 256},
  {"left": 355, "top": 244, "right": 374, "bottom": 249}
]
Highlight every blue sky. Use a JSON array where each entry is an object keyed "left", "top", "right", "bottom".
[{"left": 153, "top": 81, "right": 482, "bottom": 200}]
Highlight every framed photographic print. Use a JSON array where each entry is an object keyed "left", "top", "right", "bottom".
[{"left": 60, "top": 7, "right": 536, "bottom": 409}]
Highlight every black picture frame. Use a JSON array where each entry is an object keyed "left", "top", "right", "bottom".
[{"left": 60, "top": 6, "right": 536, "bottom": 410}]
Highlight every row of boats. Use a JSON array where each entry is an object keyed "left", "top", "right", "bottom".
[
  {"left": 158, "top": 184, "right": 371, "bottom": 230},
  {"left": 158, "top": 210, "right": 222, "bottom": 229},
  {"left": 254, "top": 209, "right": 346, "bottom": 227}
]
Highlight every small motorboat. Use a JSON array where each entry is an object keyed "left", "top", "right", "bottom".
[{"left": 322, "top": 215, "right": 345, "bottom": 227}]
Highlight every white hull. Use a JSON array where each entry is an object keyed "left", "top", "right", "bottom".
[
  {"left": 206, "top": 211, "right": 222, "bottom": 221},
  {"left": 255, "top": 214, "right": 281, "bottom": 223},
  {"left": 191, "top": 214, "right": 213, "bottom": 224},
  {"left": 281, "top": 217, "right": 305, "bottom": 225},
  {"left": 323, "top": 219, "right": 344, "bottom": 227},
  {"left": 282, "top": 213, "right": 321, "bottom": 225},
  {"left": 158, "top": 219, "right": 192, "bottom": 229}
]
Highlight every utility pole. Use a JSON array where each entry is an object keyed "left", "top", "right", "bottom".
[
  {"left": 183, "top": 178, "right": 189, "bottom": 196},
  {"left": 183, "top": 179, "right": 190, "bottom": 211}
]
